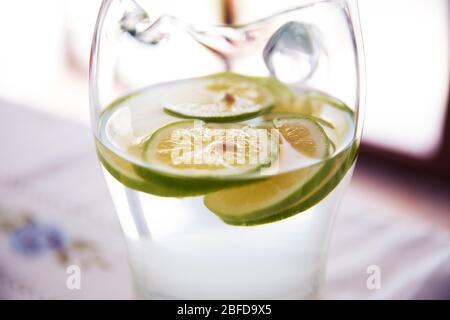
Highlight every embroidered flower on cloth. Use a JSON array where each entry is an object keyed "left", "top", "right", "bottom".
[
  {"left": 10, "top": 221, "right": 66, "bottom": 255},
  {"left": 1, "top": 212, "right": 108, "bottom": 269}
]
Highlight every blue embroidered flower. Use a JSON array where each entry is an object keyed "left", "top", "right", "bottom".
[{"left": 10, "top": 222, "right": 66, "bottom": 256}]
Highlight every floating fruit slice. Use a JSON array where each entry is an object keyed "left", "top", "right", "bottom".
[
  {"left": 204, "top": 142, "right": 358, "bottom": 226},
  {"left": 274, "top": 116, "right": 330, "bottom": 158},
  {"left": 97, "top": 139, "right": 267, "bottom": 198},
  {"left": 251, "top": 76, "right": 295, "bottom": 110},
  {"left": 271, "top": 90, "right": 322, "bottom": 115},
  {"left": 204, "top": 161, "right": 332, "bottom": 225},
  {"left": 204, "top": 115, "right": 332, "bottom": 224},
  {"left": 162, "top": 73, "right": 274, "bottom": 122},
  {"left": 311, "top": 93, "right": 355, "bottom": 117},
  {"left": 267, "top": 142, "right": 358, "bottom": 221},
  {"left": 96, "top": 140, "right": 199, "bottom": 197},
  {"left": 263, "top": 112, "right": 334, "bottom": 129},
  {"left": 268, "top": 83, "right": 355, "bottom": 120},
  {"left": 137, "top": 120, "right": 278, "bottom": 180}
]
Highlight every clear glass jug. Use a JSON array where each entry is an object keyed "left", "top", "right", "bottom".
[{"left": 90, "top": 0, "right": 365, "bottom": 299}]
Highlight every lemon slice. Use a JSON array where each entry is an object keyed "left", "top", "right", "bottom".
[
  {"left": 163, "top": 74, "right": 274, "bottom": 122},
  {"left": 137, "top": 120, "right": 278, "bottom": 180}
]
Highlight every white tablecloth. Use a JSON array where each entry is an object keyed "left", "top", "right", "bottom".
[{"left": 0, "top": 99, "right": 449, "bottom": 299}]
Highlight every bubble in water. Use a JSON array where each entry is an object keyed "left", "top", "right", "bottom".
[{"left": 263, "top": 21, "right": 322, "bottom": 84}]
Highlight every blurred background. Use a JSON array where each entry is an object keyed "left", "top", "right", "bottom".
[{"left": 0, "top": 0, "right": 449, "bottom": 299}]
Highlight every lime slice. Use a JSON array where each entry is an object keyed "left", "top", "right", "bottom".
[
  {"left": 204, "top": 116, "right": 332, "bottom": 224},
  {"left": 163, "top": 74, "right": 274, "bottom": 122},
  {"left": 97, "top": 139, "right": 265, "bottom": 197},
  {"left": 96, "top": 140, "right": 200, "bottom": 197},
  {"left": 137, "top": 120, "right": 278, "bottom": 180},
  {"left": 267, "top": 82, "right": 354, "bottom": 119},
  {"left": 251, "top": 76, "right": 295, "bottom": 110},
  {"left": 267, "top": 113, "right": 336, "bottom": 155},
  {"left": 204, "top": 142, "right": 358, "bottom": 226},
  {"left": 270, "top": 142, "right": 358, "bottom": 220},
  {"left": 274, "top": 116, "right": 330, "bottom": 158},
  {"left": 271, "top": 91, "right": 323, "bottom": 115},
  {"left": 311, "top": 93, "right": 355, "bottom": 117},
  {"left": 264, "top": 112, "right": 335, "bottom": 129},
  {"left": 204, "top": 161, "right": 332, "bottom": 225}
]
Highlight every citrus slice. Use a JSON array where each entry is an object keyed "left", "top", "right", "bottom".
[
  {"left": 250, "top": 75, "right": 295, "bottom": 110},
  {"left": 267, "top": 142, "right": 358, "bottom": 221},
  {"left": 311, "top": 93, "right": 355, "bottom": 117},
  {"left": 274, "top": 117, "right": 330, "bottom": 158},
  {"left": 96, "top": 140, "right": 202, "bottom": 197},
  {"left": 204, "top": 161, "right": 332, "bottom": 225},
  {"left": 137, "top": 120, "right": 279, "bottom": 180},
  {"left": 272, "top": 91, "right": 323, "bottom": 115},
  {"left": 163, "top": 73, "right": 274, "bottom": 122},
  {"left": 203, "top": 142, "right": 358, "bottom": 226},
  {"left": 263, "top": 112, "right": 335, "bottom": 129},
  {"left": 97, "top": 139, "right": 266, "bottom": 198}
]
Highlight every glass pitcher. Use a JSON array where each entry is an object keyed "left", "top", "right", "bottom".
[{"left": 90, "top": 0, "right": 365, "bottom": 299}]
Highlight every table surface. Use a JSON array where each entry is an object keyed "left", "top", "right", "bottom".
[{"left": 0, "top": 99, "right": 449, "bottom": 299}]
